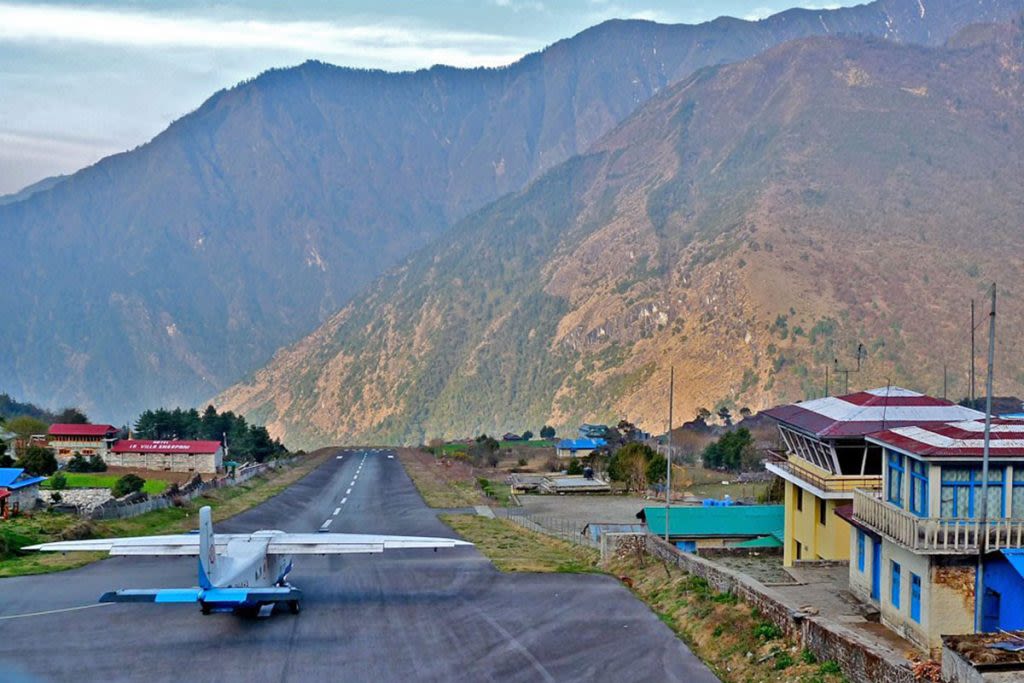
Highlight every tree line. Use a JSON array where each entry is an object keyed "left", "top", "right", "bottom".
[{"left": 133, "top": 406, "right": 287, "bottom": 463}]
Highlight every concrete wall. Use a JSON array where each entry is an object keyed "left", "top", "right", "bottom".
[
  {"left": 4, "top": 485, "right": 40, "bottom": 511},
  {"left": 49, "top": 437, "right": 109, "bottom": 459},
  {"left": 878, "top": 541, "right": 976, "bottom": 653},
  {"left": 645, "top": 534, "right": 917, "bottom": 683},
  {"left": 783, "top": 480, "right": 851, "bottom": 566},
  {"left": 848, "top": 528, "right": 880, "bottom": 607}
]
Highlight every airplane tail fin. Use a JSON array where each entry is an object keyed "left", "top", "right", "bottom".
[{"left": 198, "top": 505, "right": 217, "bottom": 589}]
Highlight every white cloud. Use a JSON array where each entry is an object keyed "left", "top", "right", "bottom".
[
  {"left": 0, "top": 3, "right": 532, "bottom": 69},
  {"left": 742, "top": 7, "right": 776, "bottom": 21}
]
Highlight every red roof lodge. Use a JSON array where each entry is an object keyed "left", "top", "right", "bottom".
[
  {"left": 47, "top": 423, "right": 119, "bottom": 460},
  {"left": 108, "top": 439, "right": 223, "bottom": 474}
]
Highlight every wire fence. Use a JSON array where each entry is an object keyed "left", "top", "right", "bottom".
[
  {"left": 500, "top": 508, "right": 600, "bottom": 549},
  {"left": 85, "top": 459, "right": 291, "bottom": 520}
]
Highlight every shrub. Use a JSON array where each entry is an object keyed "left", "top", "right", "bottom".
[
  {"left": 17, "top": 445, "right": 58, "bottom": 476},
  {"left": 49, "top": 491, "right": 62, "bottom": 504},
  {"left": 819, "top": 660, "right": 842, "bottom": 675},
  {"left": 49, "top": 471, "right": 67, "bottom": 490},
  {"left": 773, "top": 652, "right": 794, "bottom": 670},
  {"left": 567, "top": 457, "right": 584, "bottom": 475},
  {"left": 753, "top": 620, "right": 782, "bottom": 641},
  {"left": 801, "top": 648, "right": 817, "bottom": 665},
  {"left": 517, "top": 457, "right": 528, "bottom": 467},
  {"left": 66, "top": 454, "right": 90, "bottom": 472},
  {"left": 87, "top": 454, "right": 107, "bottom": 472},
  {"left": 111, "top": 474, "right": 146, "bottom": 498}
]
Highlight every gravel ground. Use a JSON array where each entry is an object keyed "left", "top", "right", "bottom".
[{"left": 516, "top": 494, "right": 654, "bottom": 524}]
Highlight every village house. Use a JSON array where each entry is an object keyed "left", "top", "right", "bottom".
[
  {"left": 107, "top": 439, "right": 223, "bottom": 474},
  {"left": 848, "top": 418, "right": 1024, "bottom": 651},
  {"left": 0, "top": 468, "right": 45, "bottom": 516},
  {"left": 47, "top": 423, "right": 119, "bottom": 461},
  {"left": 556, "top": 437, "right": 606, "bottom": 459},
  {"left": 764, "top": 388, "right": 982, "bottom": 566}
]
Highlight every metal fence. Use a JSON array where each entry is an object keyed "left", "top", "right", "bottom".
[
  {"left": 86, "top": 459, "right": 288, "bottom": 520},
  {"left": 500, "top": 508, "right": 600, "bottom": 549}
]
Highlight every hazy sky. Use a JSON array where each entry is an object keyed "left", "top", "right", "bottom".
[{"left": 0, "top": 0, "right": 852, "bottom": 195}]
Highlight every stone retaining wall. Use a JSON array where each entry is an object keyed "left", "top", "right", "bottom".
[{"left": 645, "top": 534, "right": 919, "bottom": 683}]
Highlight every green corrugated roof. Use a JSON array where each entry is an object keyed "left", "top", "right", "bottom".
[
  {"left": 644, "top": 505, "right": 784, "bottom": 538},
  {"left": 734, "top": 535, "right": 784, "bottom": 548}
]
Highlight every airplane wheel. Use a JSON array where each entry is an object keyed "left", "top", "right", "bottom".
[
  {"left": 288, "top": 600, "right": 301, "bottom": 615},
  {"left": 201, "top": 603, "right": 211, "bottom": 615}
]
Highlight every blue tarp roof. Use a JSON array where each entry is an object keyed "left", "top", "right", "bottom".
[
  {"left": 0, "top": 468, "right": 46, "bottom": 490},
  {"left": 557, "top": 438, "right": 606, "bottom": 450}
]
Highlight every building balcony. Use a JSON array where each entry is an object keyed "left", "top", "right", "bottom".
[
  {"left": 853, "top": 488, "right": 1024, "bottom": 554},
  {"left": 765, "top": 454, "right": 880, "bottom": 498}
]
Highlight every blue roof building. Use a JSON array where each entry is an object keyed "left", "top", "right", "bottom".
[
  {"left": 556, "top": 438, "right": 606, "bottom": 458},
  {"left": 0, "top": 468, "right": 45, "bottom": 516}
]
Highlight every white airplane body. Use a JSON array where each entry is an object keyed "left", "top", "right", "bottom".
[{"left": 27, "top": 506, "right": 471, "bottom": 616}]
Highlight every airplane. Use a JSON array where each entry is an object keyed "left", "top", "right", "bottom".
[{"left": 26, "top": 505, "right": 472, "bottom": 617}]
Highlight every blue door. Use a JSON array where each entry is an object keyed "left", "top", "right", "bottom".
[
  {"left": 871, "top": 538, "right": 881, "bottom": 601},
  {"left": 982, "top": 589, "right": 1001, "bottom": 633},
  {"left": 676, "top": 541, "right": 697, "bottom": 553}
]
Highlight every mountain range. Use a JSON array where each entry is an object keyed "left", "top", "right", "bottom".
[
  {"left": 4, "top": 0, "right": 1022, "bottom": 423},
  {"left": 215, "top": 15, "right": 1024, "bottom": 448}
]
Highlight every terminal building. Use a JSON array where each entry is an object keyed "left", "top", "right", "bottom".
[{"left": 764, "top": 388, "right": 982, "bottom": 566}]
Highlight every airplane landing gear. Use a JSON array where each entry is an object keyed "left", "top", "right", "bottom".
[
  {"left": 200, "top": 603, "right": 211, "bottom": 615},
  {"left": 288, "top": 600, "right": 301, "bottom": 615}
]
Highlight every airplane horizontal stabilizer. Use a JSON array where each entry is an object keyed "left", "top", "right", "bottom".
[{"left": 100, "top": 588, "right": 203, "bottom": 603}]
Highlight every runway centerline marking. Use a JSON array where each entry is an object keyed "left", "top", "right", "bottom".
[
  {"left": 0, "top": 602, "right": 113, "bottom": 621},
  {"left": 333, "top": 507, "right": 341, "bottom": 516},
  {"left": 346, "top": 487, "right": 352, "bottom": 495},
  {"left": 340, "top": 497, "right": 348, "bottom": 504},
  {"left": 320, "top": 519, "right": 333, "bottom": 530}
]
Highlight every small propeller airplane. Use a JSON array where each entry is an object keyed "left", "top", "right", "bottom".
[{"left": 26, "top": 506, "right": 472, "bottom": 617}]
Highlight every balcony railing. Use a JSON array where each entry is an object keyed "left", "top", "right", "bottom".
[
  {"left": 853, "top": 488, "right": 1024, "bottom": 553},
  {"left": 765, "top": 456, "right": 880, "bottom": 494}
]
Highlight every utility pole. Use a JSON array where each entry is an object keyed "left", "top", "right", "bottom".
[
  {"left": 943, "top": 363, "right": 948, "bottom": 401},
  {"left": 971, "top": 298, "right": 977, "bottom": 407},
  {"left": 825, "top": 365, "right": 829, "bottom": 398},
  {"left": 665, "top": 366, "right": 674, "bottom": 544},
  {"left": 975, "top": 284, "right": 996, "bottom": 633}
]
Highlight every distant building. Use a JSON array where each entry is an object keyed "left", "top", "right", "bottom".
[
  {"left": 849, "top": 418, "right": 1024, "bottom": 650},
  {"left": 47, "top": 423, "right": 119, "bottom": 461},
  {"left": 0, "top": 468, "right": 45, "bottom": 516},
  {"left": 579, "top": 424, "right": 611, "bottom": 439},
  {"left": 642, "top": 505, "right": 784, "bottom": 552},
  {"left": 764, "top": 387, "right": 982, "bottom": 566},
  {"left": 107, "top": 440, "right": 223, "bottom": 474},
  {"left": 556, "top": 438, "right": 606, "bottom": 459}
]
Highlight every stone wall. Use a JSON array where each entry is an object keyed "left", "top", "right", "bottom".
[{"left": 645, "top": 534, "right": 918, "bottom": 683}]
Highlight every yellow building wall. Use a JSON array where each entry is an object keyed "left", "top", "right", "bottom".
[{"left": 783, "top": 480, "right": 852, "bottom": 566}]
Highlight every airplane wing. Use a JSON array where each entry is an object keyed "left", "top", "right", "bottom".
[
  {"left": 266, "top": 533, "right": 473, "bottom": 555},
  {"left": 23, "top": 534, "right": 234, "bottom": 556},
  {"left": 25, "top": 533, "right": 472, "bottom": 556}
]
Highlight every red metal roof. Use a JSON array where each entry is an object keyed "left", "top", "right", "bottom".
[
  {"left": 48, "top": 423, "right": 118, "bottom": 437},
  {"left": 111, "top": 439, "right": 221, "bottom": 454},
  {"left": 868, "top": 419, "right": 1024, "bottom": 458},
  {"left": 763, "top": 387, "right": 984, "bottom": 438}
]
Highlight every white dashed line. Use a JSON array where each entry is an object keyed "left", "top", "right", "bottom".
[
  {"left": 336, "top": 455, "right": 344, "bottom": 460},
  {"left": 346, "top": 487, "right": 352, "bottom": 495},
  {"left": 341, "top": 497, "right": 348, "bottom": 504},
  {"left": 333, "top": 507, "right": 341, "bottom": 516},
  {"left": 320, "top": 519, "right": 333, "bottom": 530}
]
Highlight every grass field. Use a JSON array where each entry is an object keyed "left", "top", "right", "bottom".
[
  {"left": 41, "top": 472, "right": 169, "bottom": 494},
  {"left": 0, "top": 449, "right": 333, "bottom": 577},
  {"left": 396, "top": 448, "right": 484, "bottom": 507},
  {"left": 441, "top": 514, "right": 598, "bottom": 573}
]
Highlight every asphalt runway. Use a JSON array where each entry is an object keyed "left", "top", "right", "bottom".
[{"left": 0, "top": 449, "right": 719, "bottom": 682}]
